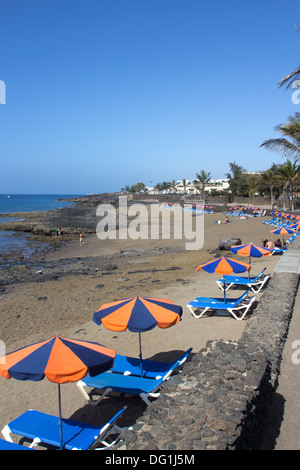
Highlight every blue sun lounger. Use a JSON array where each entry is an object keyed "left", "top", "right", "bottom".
[
  {"left": 1, "top": 407, "right": 127, "bottom": 450},
  {"left": 0, "top": 438, "right": 34, "bottom": 450},
  {"left": 77, "top": 371, "right": 165, "bottom": 406},
  {"left": 187, "top": 290, "right": 256, "bottom": 320},
  {"left": 111, "top": 348, "right": 192, "bottom": 380},
  {"left": 272, "top": 247, "right": 288, "bottom": 254},
  {"left": 216, "top": 268, "right": 269, "bottom": 293}
]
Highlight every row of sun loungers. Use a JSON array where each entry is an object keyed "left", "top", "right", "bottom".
[
  {"left": 1, "top": 242, "right": 277, "bottom": 450},
  {"left": 1, "top": 261, "right": 272, "bottom": 450},
  {"left": 162, "top": 203, "right": 213, "bottom": 214},
  {"left": 0, "top": 255, "right": 274, "bottom": 451},
  {"left": 187, "top": 267, "right": 270, "bottom": 320},
  {"left": 0, "top": 349, "right": 193, "bottom": 450}
]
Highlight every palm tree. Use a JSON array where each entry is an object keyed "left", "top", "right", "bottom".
[
  {"left": 154, "top": 183, "right": 162, "bottom": 193},
  {"left": 160, "top": 181, "right": 172, "bottom": 192},
  {"left": 276, "top": 160, "right": 300, "bottom": 211},
  {"left": 181, "top": 178, "right": 187, "bottom": 194},
  {"left": 245, "top": 174, "right": 259, "bottom": 198},
  {"left": 260, "top": 113, "right": 300, "bottom": 162},
  {"left": 194, "top": 170, "right": 211, "bottom": 200},
  {"left": 260, "top": 165, "right": 280, "bottom": 211},
  {"left": 277, "top": 67, "right": 300, "bottom": 89},
  {"left": 225, "top": 162, "right": 246, "bottom": 196},
  {"left": 170, "top": 179, "right": 177, "bottom": 193}
]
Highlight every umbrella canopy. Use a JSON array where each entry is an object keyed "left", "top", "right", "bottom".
[
  {"left": 93, "top": 296, "right": 183, "bottom": 376},
  {"left": 270, "top": 226, "right": 295, "bottom": 245},
  {"left": 196, "top": 256, "right": 250, "bottom": 275},
  {"left": 0, "top": 335, "right": 116, "bottom": 449},
  {"left": 230, "top": 243, "right": 272, "bottom": 278},
  {"left": 230, "top": 243, "right": 272, "bottom": 258},
  {"left": 270, "top": 227, "right": 295, "bottom": 235},
  {"left": 196, "top": 256, "right": 251, "bottom": 302},
  {"left": 93, "top": 296, "right": 182, "bottom": 332}
]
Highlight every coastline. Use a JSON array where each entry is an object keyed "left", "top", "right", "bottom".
[{"left": 0, "top": 194, "right": 283, "bottom": 447}]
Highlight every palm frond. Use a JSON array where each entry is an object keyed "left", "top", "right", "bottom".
[
  {"left": 277, "top": 67, "right": 300, "bottom": 89},
  {"left": 260, "top": 138, "right": 300, "bottom": 160}
]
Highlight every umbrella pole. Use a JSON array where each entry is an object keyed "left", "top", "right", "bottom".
[
  {"left": 58, "top": 383, "right": 63, "bottom": 450},
  {"left": 223, "top": 276, "right": 226, "bottom": 303},
  {"left": 139, "top": 332, "right": 143, "bottom": 377}
]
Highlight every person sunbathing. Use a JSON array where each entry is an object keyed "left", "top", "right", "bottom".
[{"left": 265, "top": 238, "right": 274, "bottom": 250}]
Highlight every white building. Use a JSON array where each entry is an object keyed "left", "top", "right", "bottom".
[{"left": 147, "top": 178, "right": 230, "bottom": 194}]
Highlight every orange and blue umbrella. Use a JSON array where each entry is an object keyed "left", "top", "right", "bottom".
[
  {"left": 196, "top": 257, "right": 251, "bottom": 302},
  {"left": 93, "top": 296, "right": 182, "bottom": 376},
  {"left": 270, "top": 227, "right": 295, "bottom": 244},
  {"left": 230, "top": 243, "right": 272, "bottom": 269},
  {"left": 0, "top": 335, "right": 116, "bottom": 449}
]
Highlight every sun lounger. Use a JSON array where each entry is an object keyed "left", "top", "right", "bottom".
[
  {"left": 77, "top": 371, "right": 165, "bottom": 406},
  {"left": 272, "top": 247, "right": 288, "bottom": 255},
  {"left": 187, "top": 290, "right": 256, "bottom": 320},
  {"left": 1, "top": 407, "right": 127, "bottom": 450},
  {"left": 216, "top": 268, "right": 269, "bottom": 293},
  {"left": 0, "top": 438, "right": 34, "bottom": 450},
  {"left": 111, "top": 348, "right": 192, "bottom": 380}
]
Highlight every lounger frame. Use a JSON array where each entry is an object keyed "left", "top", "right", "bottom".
[
  {"left": 77, "top": 372, "right": 164, "bottom": 406},
  {"left": 187, "top": 291, "right": 256, "bottom": 321},
  {"left": 216, "top": 268, "right": 270, "bottom": 293}
]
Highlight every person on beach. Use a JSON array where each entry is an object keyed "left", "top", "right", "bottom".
[
  {"left": 274, "top": 238, "right": 282, "bottom": 248},
  {"left": 80, "top": 233, "right": 84, "bottom": 246},
  {"left": 222, "top": 216, "right": 229, "bottom": 224},
  {"left": 265, "top": 238, "right": 274, "bottom": 250}
]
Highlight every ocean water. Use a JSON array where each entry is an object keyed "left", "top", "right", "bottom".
[
  {"left": 0, "top": 194, "right": 83, "bottom": 214},
  {"left": 0, "top": 194, "right": 83, "bottom": 263}
]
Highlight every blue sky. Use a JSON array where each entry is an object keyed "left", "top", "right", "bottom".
[{"left": 0, "top": 0, "right": 299, "bottom": 194}]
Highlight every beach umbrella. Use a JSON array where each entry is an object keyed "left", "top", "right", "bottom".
[
  {"left": 93, "top": 296, "right": 182, "bottom": 377},
  {"left": 270, "top": 227, "right": 295, "bottom": 245},
  {"left": 196, "top": 257, "right": 251, "bottom": 302},
  {"left": 0, "top": 335, "right": 116, "bottom": 450},
  {"left": 230, "top": 243, "right": 272, "bottom": 278}
]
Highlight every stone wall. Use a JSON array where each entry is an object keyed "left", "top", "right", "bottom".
[{"left": 116, "top": 241, "right": 300, "bottom": 450}]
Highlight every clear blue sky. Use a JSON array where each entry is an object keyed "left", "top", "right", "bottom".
[{"left": 0, "top": 0, "right": 299, "bottom": 194}]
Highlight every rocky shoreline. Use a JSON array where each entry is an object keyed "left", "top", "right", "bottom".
[
  {"left": 0, "top": 193, "right": 186, "bottom": 290},
  {"left": 0, "top": 193, "right": 122, "bottom": 237}
]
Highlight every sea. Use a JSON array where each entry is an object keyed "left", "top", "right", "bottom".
[{"left": 0, "top": 194, "right": 84, "bottom": 261}]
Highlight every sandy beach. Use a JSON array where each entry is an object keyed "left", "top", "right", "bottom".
[{"left": 0, "top": 206, "right": 282, "bottom": 448}]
